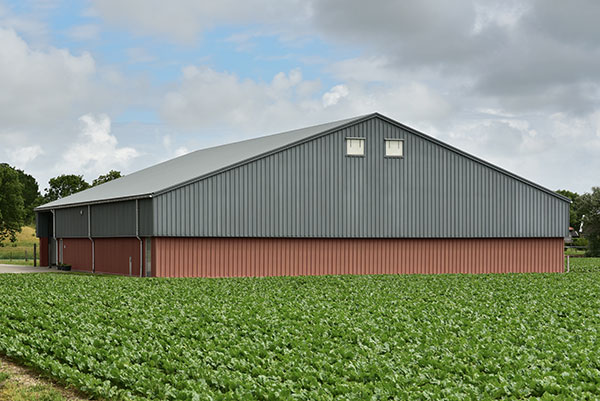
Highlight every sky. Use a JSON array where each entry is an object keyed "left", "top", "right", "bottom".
[{"left": 0, "top": 0, "right": 598, "bottom": 194}]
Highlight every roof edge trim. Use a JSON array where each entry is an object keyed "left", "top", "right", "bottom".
[{"left": 34, "top": 194, "right": 153, "bottom": 212}]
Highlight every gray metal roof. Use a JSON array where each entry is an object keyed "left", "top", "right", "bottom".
[{"left": 36, "top": 115, "right": 366, "bottom": 210}]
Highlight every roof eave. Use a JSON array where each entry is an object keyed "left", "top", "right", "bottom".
[{"left": 34, "top": 193, "right": 154, "bottom": 212}]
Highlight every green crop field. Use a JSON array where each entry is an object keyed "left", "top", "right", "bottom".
[
  {"left": 567, "top": 257, "right": 600, "bottom": 273},
  {"left": 1, "top": 271, "right": 600, "bottom": 400}
]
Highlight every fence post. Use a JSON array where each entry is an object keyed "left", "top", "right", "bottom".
[
  {"left": 567, "top": 255, "right": 570, "bottom": 273},
  {"left": 34, "top": 244, "right": 37, "bottom": 267},
  {"left": 25, "top": 250, "right": 28, "bottom": 262}
]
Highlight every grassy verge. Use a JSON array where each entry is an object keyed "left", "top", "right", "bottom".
[
  {"left": 1, "top": 272, "right": 600, "bottom": 399},
  {"left": 0, "top": 227, "right": 38, "bottom": 266},
  {"left": 564, "top": 248, "right": 586, "bottom": 256},
  {"left": 0, "top": 260, "right": 35, "bottom": 266},
  {"left": 0, "top": 356, "right": 89, "bottom": 401},
  {"left": 566, "top": 257, "right": 600, "bottom": 272}
]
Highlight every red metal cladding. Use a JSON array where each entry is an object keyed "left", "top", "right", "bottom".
[
  {"left": 39, "top": 237, "right": 49, "bottom": 267},
  {"left": 61, "top": 239, "right": 92, "bottom": 271},
  {"left": 153, "top": 237, "right": 564, "bottom": 278},
  {"left": 94, "top": 238, "right": 143, "bottom": 276}
]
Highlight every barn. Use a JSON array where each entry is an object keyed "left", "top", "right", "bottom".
[{"left": 35, "top": 113, "right": 570, "bottom": 277}]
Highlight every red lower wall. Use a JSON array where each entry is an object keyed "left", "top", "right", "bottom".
[
  {"left": 59, "top": 238, "right": 143, "bottom": 275},
  {"left": 55, "top": 237, "right": 565, "bottom": 278},
  {"left": 40, "top": 237, "right": 49, "bottom": 267},
  {"left": 153, "top": 237, "right": 564, "bottom": 278},
  {"left": 62, "top": 239, "right": 92, "bottom": 271},
  {"left": 95, "top": 238, "right": 143, "bottom": 275}
]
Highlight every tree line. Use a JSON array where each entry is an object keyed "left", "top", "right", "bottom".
[
  {"left": 556, "top": 188, "right": 600, "bottom": 256},
  {"left": 0, "top": 164, "right": 121, "bottom": 242}
]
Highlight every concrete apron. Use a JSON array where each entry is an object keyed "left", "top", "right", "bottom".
[{"left": 0, "top": 264, "right": 65, "bottom": 274}]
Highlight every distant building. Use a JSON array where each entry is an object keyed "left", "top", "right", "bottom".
[{"left": 36, "top": 113, "right": 570, "bottom": 277}]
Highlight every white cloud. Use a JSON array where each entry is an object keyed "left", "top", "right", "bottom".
[
  {"left": 2, "top": 0, "right": 599, "bottom": 197},
  {"left": 322, "top": 85, "right": 348, "bottom": 107},
  {"left": 174, "top": 146, "right": 189, "bottom": 157},
  {"left": 161, "top": 65, "right": 455, "bottom": 146},
  {"left": 6, "top": 145, "right": 44, "bottom": 166},
  {"left": 58, "top": 114, "right": 140, "bottom": 180},
  {"left": 0, "top": 27, "right": 96, "bottom": 128}
]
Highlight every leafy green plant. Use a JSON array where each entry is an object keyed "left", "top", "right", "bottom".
[
  {"left": 566, "top": 257, "right": 600, "bottom": 273},
  {"left": 0, "top": 371, "right": 9, "bottom": 385},
  {"left": 0, "top": 272, "right": 599, "bottom": 400}
]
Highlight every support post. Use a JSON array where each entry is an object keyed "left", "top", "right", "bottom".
[
  {"left": 52, "top": 209, "right": 57, "bottom": 266},
  {"left": 34, "top": 243, "right": 36, "bottom": 267},
  {"left": 136, "top": 199, "right": 143, "bottom": 277},
  {"left": 88, "top": 205, "right": 95, "bottom": 273}
]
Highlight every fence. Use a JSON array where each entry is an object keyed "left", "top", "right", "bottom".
[{"left": 0, "top": 243, "right": 38, "bottom": 266}]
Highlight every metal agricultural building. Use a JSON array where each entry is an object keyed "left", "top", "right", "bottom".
[{"left": 35, "top": 113, "right": 569, "bottom": 277}]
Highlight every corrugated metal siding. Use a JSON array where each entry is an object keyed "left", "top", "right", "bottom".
[
  {"left": 91, "top": 201, "right": 136, "bottom": 237},
  {"left": 40, "top": 237, "right": 49, "bottom": 267},
  {"left": 61, "top": 238, "right": 92, "bottom": 271},
  {"left": 49, "top": 238, "right": 57, "bottom": 266},
  {"left": 153, "top": 237, "right": 564, "bottom": 277},
  {"left": 94, "top": 238, "right": 142, "bottom": 275},
  {"left": 138, "top": 198, "right": 153, "bottom": 236},
  {"left": 35, "top": 212, "right": 53, "bottom": 238},
  {"left": 154, "top": 118, "right": 569, "bottom": 238},
  {"left": 55, "top": 207, "right": 88, "bottom": 238}
]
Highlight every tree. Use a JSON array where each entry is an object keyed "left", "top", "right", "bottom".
[
  {"left": 44, "top": 174, "right": 90, "bottom": 203},
  {"left": 0, "top": 164, "right": 25, "bottom": 242},
  {"left": 578, "top": 187, "right": 600, "bottom": 257},
  {"left": 14, "top": 167, "right": 41, "bottom": 224},
  {"left": 556, "top": 189, "right": 583, "bottom": 229},
  {"left": 92, "top": 170, "right": 122, "bottom": 186}
]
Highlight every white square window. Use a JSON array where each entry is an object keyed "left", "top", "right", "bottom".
[
  {"left": 385, "top": 139, "right": 404, "bottom": 157},
  {"left": 346, "top": 138, "right": 365, "bottom": 156}
]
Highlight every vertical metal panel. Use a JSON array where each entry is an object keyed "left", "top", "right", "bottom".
[
  {"left": 94, "top": 238, "right": 143, "bottom": 275},
  {"left": 55, "top": 206, "right": 88, "bottom": 238},
  {"left": 153, "top": 237, "right": 564, "bottom": 278},
  {"left": 49, "top": 238, "right": 56, "bottom": 266},
  {"left": 144, "top": 237, "right": 152, "bottom": 277},
  {"left": 61, "top": 238, "right": 92, "bottom": 271},
  {"left": 40, "top": 237, "right": 49, "bottom": 267},
  {"left": 138, "top": 198, "right": 153, "bottom": 236},
  {"left": 59, "top": 237, "right": 144, "bottom": 274},
  {"left": 153, "top": 118, "right": 569, "bottom": 238},
  {"left": 91, "top": 201, "right": 136, "bottom": 237}
]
